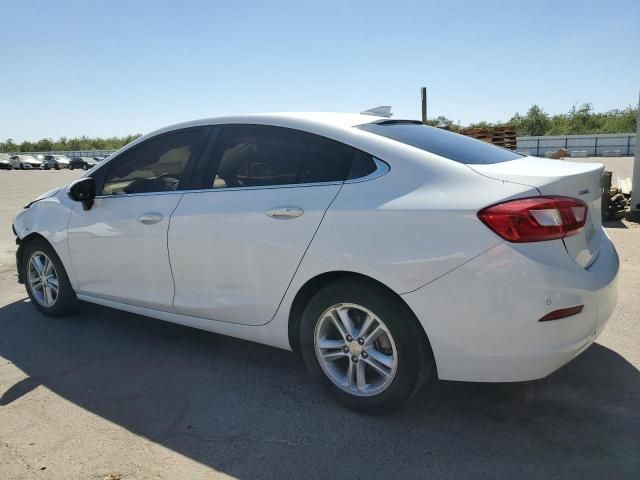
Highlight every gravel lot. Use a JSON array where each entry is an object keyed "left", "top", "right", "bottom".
[{"left": 0, "top": 168, "right": 638, "bottom": 480}]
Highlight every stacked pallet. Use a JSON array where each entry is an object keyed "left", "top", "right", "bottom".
[
  {"left": 460, "top": 126, "right": 517, "bottom": 150},
  {"left": 607, "top": 189, "right": 630, "bottom": 220}
]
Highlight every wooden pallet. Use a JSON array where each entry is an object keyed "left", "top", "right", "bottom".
[{"left": 461, "top": 126, "right": 517, "bottom": 150}]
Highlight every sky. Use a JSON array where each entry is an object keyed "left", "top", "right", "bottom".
[{"left": 1, "top": 0, "right": 639, "bottom": 142}]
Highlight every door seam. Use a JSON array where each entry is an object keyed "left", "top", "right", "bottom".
[
  {"left": 167, "top": 193, "right": 185, "bottom": 309},
  {"left": 264, "top": 182, "right": 346, "bottom": 326}
]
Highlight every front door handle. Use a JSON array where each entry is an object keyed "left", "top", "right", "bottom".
[
  {"left": 265, "top": 206, "right": 304, "bottom": 219},
  {"left": 137, "top": 213, "right": 164, "bottom": 225}
]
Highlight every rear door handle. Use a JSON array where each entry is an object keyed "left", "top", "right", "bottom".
[
  {"left": 137, "top": 213, "right": 164, "bottom": 225},
  {"left": 265, "top": 206, "right": 304, "bottom": 219}
]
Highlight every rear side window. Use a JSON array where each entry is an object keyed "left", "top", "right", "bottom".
[
  {"left": 347, "top": 150, "right": 377, "bottom": 179},
  {"left": 357, "top": 122, "right": 523, "bottom": 164},
  {"left": 211, "top": 127, "right": 306, "bottom": 188},
  {"left": 207, "top": 126, "right": 377, "bottom": 188},
  {"left": 299, "top": 136, "right": 354, "bottom": 184}
]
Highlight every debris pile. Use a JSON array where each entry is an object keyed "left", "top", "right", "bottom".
[
  {"left": 545, "top": 148, "right": 568, "bottom": 159},
  {"left": 606, "top": 188, "right": 631, "bottom": 220}
]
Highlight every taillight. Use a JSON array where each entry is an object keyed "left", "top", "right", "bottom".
[{"left": 478, "top": 196, "right": 588, "bottom": 243}]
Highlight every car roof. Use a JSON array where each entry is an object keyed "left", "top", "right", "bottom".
[
  {"left": 101, "top": 112, "right": 419, "bottom": 167},
  {"left": 147, "top": 112, "right": 387, "bottom": 138}
]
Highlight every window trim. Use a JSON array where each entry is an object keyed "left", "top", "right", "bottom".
[
  {"left": 91, "top": 126, "right": 213, "bottom": 198},
  {"left": 344, "top": 157, "right": 389, "bottom": 184}
]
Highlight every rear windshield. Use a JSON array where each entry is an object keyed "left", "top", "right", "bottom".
[{"left": 357, "top": 121, "right": 523, "bottom": 165}]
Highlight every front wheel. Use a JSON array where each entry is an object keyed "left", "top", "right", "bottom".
[
  {"left": 21, "top": 239, "right": 80, "bottom": 316},
  {"left": 300, "top": 279, "right": 433, "bottom": 413}
]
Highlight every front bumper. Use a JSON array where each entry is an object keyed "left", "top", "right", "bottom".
[{"left": 402, "top": 233, "right": 619, "bottom": 382}]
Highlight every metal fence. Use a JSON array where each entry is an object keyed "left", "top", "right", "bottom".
[
  {"left": 11, "top": 134, "right": 638, "bottom": 159},
  {"left": 517, "top": 133, "right": 635, "bottom": 157},
  {"left": 8, "top": 149, "right": 117, "bottom": 158}
]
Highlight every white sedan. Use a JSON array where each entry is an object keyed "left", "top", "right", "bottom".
[{"left": 12, "top": 112, "right": 618, "bottom": 412}]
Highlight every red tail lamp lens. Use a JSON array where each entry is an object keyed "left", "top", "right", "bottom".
[{"left": 478, "top": 196, "right": 588, "bottom": 243}]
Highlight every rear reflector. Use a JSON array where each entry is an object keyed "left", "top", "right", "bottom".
[
  {"left": 478, "top": 196, "right": 588, "bottom": 243},
  {"left": 539, "top": 305, "right": 584, "bottom": 322}
]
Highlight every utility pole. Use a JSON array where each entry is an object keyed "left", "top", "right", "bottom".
[
  {"left": 630, "top": 90, "right": 640, "bottom": 218},
  {"left": 421, "top": 87, "right": 427, "bottom": 124}
]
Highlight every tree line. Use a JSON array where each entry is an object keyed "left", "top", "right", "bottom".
[
  {"left": 429, "top": 103, "right": 637, "bottom": 136},
  {"left": 1, "top": 103, "right": 637, "bottom": 153},
  {"left": 0, "top": 134, "right": 142, "bottom": 153}
]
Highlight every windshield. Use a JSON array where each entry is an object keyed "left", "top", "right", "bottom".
[{"left": 357, "top": 121, "right": 523, "bottom": 165}]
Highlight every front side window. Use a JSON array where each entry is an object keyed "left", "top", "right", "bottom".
[{"left": 100, "top": 127, "right": 208, "bottom": 195}]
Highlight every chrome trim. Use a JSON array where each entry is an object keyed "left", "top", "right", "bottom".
[
  {"left": 94, "top": 181, "right": 345, "bottom": 199},
  {"left": 94, "top": 190, "right": 185, "bottom": 200},
  {"left": 344, "top": 158, "right": 390, "bottom": 184}
]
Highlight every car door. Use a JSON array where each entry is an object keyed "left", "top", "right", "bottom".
[
  {"left": 168, "top": 125, "right": 357, "bottom": 325},
  {"left": 66, "top": 126, "right": 211, "bottom": 310}
]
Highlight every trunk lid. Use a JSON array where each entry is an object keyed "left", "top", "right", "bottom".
[{"left": 469, "top": 157, "right": 604, "bottom": 268}]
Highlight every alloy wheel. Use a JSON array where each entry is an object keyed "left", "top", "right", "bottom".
[
  {"left": 314, "top": 303, "right": 398, "bottom": 397},
  {"left": 27, "top": 251, "right": 59, "bottom": 307}
]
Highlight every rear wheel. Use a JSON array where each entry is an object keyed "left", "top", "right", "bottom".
[
  {"left": 22, "top": 239, "right": 80, "bottom": 316},
  {"left": 300, "top": 279, "right": 433, "bottom": 413}
]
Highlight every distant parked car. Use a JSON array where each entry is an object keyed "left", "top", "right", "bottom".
[
  {"left": 82, "top": 157, "right": 98, "bottom": 170},
  {"left": 0, "top": 153, "right": 13, "bottom": 170},
  {"left": 69, "top": 156, "right": 96, "bottom": 170},
  {"left": 43, "top": 155, "right": 71, "bottom": 170},
  {"left": 69, "top": 157, "right": 88, "bottom": 170},
  {"left": 10, "top": 155, "right": 43, "bottom": 169}
]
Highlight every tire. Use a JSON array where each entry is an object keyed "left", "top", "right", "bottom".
[
  {"left": 20, "top": 164, "right": 24, "bottom": 170},
  {"left": 21, "top": 238, "right": 80, "bottom": 316},
  {"left": 55, "top": 165, "right": 60, "bottom": 170},
  {"left": 83, "top": 164, "right": 88, "bottom": 171},
  {"left": 300, "top": 279, "right": 434, "bottom": 413},
  {"left": 69, "top": 165, "right": 74, "bottom": 170}
]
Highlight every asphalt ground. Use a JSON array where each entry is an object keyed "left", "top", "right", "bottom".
[{"left": 0, "top": 166, "right": 638, "bottom": 479}]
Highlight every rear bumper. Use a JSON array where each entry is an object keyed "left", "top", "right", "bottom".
[{"left": 402, "top": 232, "right": 619, "bottom": 382}]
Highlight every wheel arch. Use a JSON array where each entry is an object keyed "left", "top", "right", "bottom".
[
  {"left": 288, "top": 271, "right": 434, "bottom": 363},
  {"left": 16, "top": 232, "right": 54, "bottom": 284}
]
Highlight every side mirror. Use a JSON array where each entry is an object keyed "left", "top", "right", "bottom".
[{"left": 67, "top": 178, "right": 96, "bottom": 211}]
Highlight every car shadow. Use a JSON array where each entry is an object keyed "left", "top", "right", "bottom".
[
  {"left": 0, "top": 298, "right": 638, "bottom": 479},
  {"left": 604, "top": 218, "right": 629, "bottom": 229}
]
